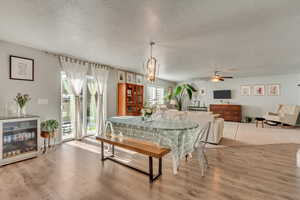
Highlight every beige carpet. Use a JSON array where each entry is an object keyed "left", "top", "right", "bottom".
[{"left": 209, "top": 122, "right": 300, "bottom": 148}]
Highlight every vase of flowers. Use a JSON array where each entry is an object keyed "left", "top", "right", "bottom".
[
  {"left": 14, "top": 93, "right": 31, "bottom": 117},
  {"left": 141, "top": 104, "right": 155, "bottom": 121}
]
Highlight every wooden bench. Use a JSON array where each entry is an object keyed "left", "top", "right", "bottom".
[{"left": 96, "top": 135, "right": 170, "bottom": 183}]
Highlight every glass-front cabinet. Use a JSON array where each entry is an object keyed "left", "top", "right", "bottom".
[{"left": 0, "top": 116, "right": 40, "bottom": 166}]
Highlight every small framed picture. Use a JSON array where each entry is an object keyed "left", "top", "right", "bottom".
[
  {"left": 136, "top": 74, "right": 143, "bottom": 85},
  {"left": 267, "top": 84, "right": 280, "bottom": 96},
  {"left": 241, "top": 85, "right": 251, "bottom": 96},
  {"left": 199, "top": 88, "right": 206, "bottom": 96},
  {"left": 126, "top": 72, "right": 135, "bottom": 83},
  {"left": 117, "top": 70, "right": 126, "bottom": 83},
  {"left": 253, "top": 85, "right": 265, "bottom": 96},
  {"left": 10, "top": 55, "right": 34, "bottom": 81}
]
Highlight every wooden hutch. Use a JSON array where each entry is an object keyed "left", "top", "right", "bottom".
[{"left": 118, "top": 83, "right": 144, "bottom": 116}]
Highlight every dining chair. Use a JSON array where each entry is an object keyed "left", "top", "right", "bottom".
[{"left": 193, "top": 122, "right": 211, "bottom": 176}]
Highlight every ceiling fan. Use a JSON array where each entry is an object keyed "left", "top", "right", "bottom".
[{"left": 210, "top": 71, "right": 233, "bottom": 82}]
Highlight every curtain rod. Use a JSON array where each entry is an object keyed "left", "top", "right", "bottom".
[
  {"left": 45, "top": 51, "right": 113, "bottom": 70},
  {"left": 45, "top": 50, "right": 176, "bottom": 84}
]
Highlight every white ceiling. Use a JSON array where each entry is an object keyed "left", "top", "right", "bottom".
[{"left": 0, "top": 0, "right": 300, "bottom": 82}]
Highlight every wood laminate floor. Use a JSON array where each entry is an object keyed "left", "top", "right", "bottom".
[{"left": 0, "top": 143, "right": 300, "bottom": 200}]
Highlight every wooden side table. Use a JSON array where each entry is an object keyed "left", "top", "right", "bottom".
[
  {"left": 255, "top": 117, "right": 265, "bottom": 128},
  {"left": 41, "top": 131, "right": 56, "bottom": 153}
]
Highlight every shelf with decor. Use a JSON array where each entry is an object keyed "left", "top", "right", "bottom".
[
  {"left": 118, "top": 83, "right": 144, "bottom": 116},
  {"left": 0, "top": 116, "right": 41, "bottom": 166}
]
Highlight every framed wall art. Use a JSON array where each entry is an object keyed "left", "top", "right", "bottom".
[
  {"left": 267, "top": 84, "right": 280, "bottom": 96},
  {"left": 135, "top": 74, "right": 143, "bottom": 85},
  {"left": 253, "top": 85, "right": 265, "bottom": 96},
  {"left": 126, "top": 72, "right": 135, "bottom": 84},
  {"left": 10, "top": 55, "right": 34, "bottom": 81},
  {"left": 198, "top": 88, "right": 206, "bottom": 96},
  {"left": 117, "top": 70, "right": 126, "bottom": 83},
  {"left": 241, "top": 85, "right": 251, "bottom": 96}
]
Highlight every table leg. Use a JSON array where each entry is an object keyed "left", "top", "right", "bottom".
[
  {"left": 48, "top": 136, "right": 51, "bottom": 148},
  {"left": 43, "top": 138, "right": 47, "bottom": 154},
  {"left": 159, "top": 157, "right": 162, "bottom": 175},
  {"left": 101, "top": 141, "right": 104, "bottom": 161}
]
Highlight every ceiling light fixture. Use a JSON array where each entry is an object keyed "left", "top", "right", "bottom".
[
  {"left": 144, "top": 42, "right": 158, "bottom": 83},
  {"left": 211, "top": 77, "right": 220, "bottom": 82}
]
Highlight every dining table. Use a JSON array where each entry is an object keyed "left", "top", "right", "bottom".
[{"left": 105, "top": 116, "right": 204, "bottom": 174}]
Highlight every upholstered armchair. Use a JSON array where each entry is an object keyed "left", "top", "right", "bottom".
[
  {"left": 163, "top": 110, "right": 224, "bottom": 144},
  {"left": 263, "top": 104, "right": 300, "bottom": 126}
]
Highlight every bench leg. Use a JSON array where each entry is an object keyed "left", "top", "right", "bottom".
[
  {"left": 149, "top": 157, "right": 162, "bottom": 183},
  {"left": 149, "top": 157, "right": 153, "bottom": 182},
  {"left": 112, "top": 144, "right": 115, "bottom": 157},
  {"left": 101, "top": 142, "right": 163, "bottom": 183}
]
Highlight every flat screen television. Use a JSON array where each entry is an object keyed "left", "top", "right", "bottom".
[{"left": 213, "top": 90, "right": 231, "bottom": 99}]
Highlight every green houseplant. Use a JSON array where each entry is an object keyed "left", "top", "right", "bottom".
[
  {"left": 166, "top": 84, "right": 197, "bottom": 111},
  {"left": 41, "top": 120, "right": 59, "bottom": 134},
  {"left": 41, "top": 120, "right": 59, "bottom": 151}
]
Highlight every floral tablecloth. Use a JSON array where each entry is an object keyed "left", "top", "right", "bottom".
[{"left": 105, "top": 116, "right": 203, "bottom": 174}]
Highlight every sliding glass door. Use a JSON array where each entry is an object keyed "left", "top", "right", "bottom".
[
  {"left": 61, "top": 73, "right": 99, "bottom": 141},
  {"left": 61, "top": 73, "right": 76, "bottom": 140}
]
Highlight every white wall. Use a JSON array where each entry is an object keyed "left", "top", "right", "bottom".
[
  {"left": 186, "top": 74, "right": 300, "bottom": 120},
  {"left": 0, "top": 40, "right": 61, "bottom": 122}
]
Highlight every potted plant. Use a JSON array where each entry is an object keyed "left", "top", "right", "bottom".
[
  {"left": 165, "top": 84, "right": 197, "bottom": 111},
  {"left": 41, "top": 120, "right": 59, "bottom": 152},
  {"left": 245, "top": 116, "right": 253, "bottom": 123},
  {"left": 14, "top": 93, "right": 31, "bottom": 116}
]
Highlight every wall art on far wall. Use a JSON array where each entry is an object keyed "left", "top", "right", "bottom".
[
  {"left": 117, "top": 70, "right": 125, "bottom": 83},
  {"left": 253, "top": 85, "right": 265, "bottom": 96},
  {"left": 10, "top": 55, "right": 34, "bottom": 81},
  {"left": 241, "top": 85, "right": 251, "bottom": 96},
  {"left": 135, "top": 74, "right": 143, "bottom": 85},
  {"left": 267, "top": 84, "right": 280, "bottom": 96},
  {"left": 198, "top": 88, "right": 206, "bottom": 96},
  {"left": 126, "top": 72, "right": 135, "bottom": 84}
]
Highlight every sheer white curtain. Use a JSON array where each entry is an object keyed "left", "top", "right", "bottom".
[
  {"left": 90, "top": 63, "right": 109, "bottom": 136},
  {"left": 60, "top": 56, "right": 88, "bottom": 140},
  {"left": 87, "top": 80, "right": 97, "bottom": 133}
]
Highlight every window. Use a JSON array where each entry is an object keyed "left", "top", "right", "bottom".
[{"left": 147, "top": 86, "right": 164, "bottom": 105}]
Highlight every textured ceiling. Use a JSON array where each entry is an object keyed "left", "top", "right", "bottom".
[{"left": 0, "top": 0, "right": 300, "bottom": 82}]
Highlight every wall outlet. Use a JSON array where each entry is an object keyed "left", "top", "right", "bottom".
[{"left": 38, "top": 99, "right": 48, "bottom": 105}]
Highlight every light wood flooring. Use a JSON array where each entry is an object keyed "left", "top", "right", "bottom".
[{"left": 0, "top": 142, "right": 300, "bottom": 200}]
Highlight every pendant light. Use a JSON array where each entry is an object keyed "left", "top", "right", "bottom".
[{"left": 145, "top": 42, "right": 158, "bottom": 83}]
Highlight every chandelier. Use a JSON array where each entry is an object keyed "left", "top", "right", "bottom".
[{"left": 144, "top": 42, "right": 158, "bottom": 82}]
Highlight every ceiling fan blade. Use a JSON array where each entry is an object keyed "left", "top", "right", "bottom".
[
  {"left": 219, "top": 78, "right": 225, "bottom": 81},
  {"left": 221, "top": 76, "right": 233, "bottom": 79},
  {"left": 198, "top": 77, "right": 211, "bottom": 81}
]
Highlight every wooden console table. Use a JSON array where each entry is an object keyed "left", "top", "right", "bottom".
[{"left": 210, "top": 104, "right": 242, "bottom": 122}]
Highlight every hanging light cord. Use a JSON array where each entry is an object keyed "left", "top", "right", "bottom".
[{"left": 150, "top": 42, "right": 155, "bottom": 58}]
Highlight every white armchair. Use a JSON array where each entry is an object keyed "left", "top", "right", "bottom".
[
  {"left": 263, "top": 104, "right": 300, "bottom": 126},
  {"left": 163, "top": 110, "right": 224, "bottom": 144},
  {"left": 185, "top": 112, "right": 224, "bottom": 144}
]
